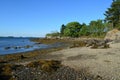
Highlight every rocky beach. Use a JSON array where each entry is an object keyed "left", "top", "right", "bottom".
[
  {"left": 0, "top": 37, "right": 119, "bottom": 80},
  {"left": 1, "top": 0, "right": 120, "bottom": 80}
]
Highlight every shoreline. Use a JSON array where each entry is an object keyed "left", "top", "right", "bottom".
[
  {"left": 0, "top": 38, "right": 74, "bottom": 61},
  {"left": 0, "top": 37, "right": 76, "bottom": 55},
  {"left": 1, "top": 38, "right": 119, "bottom": 80},
  {"left": 0, "top": 47, "right": 65, "bottom": 62},
  {"left": 0, "top": 38, "right": 107, "bottom": 63}
]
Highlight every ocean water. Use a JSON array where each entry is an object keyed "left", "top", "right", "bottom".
[{"left": 0, "top": 37, "right": 50, "bottom": 55}]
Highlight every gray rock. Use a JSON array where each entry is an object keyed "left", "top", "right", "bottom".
[{"left": 86, "top": 39, "right": 110, "bottom": 49}]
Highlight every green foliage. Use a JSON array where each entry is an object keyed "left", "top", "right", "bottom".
[
  {"left": 89, "top": 20, "right": 106, "bottom": 37},
  {"left": 47, "top": 0, "right": 119, "bottom": 38},
  {"left": 58, "top": 20, "right": 107, "bottom": 38},
  {"left": 79, "top": 23, "right": 89, "bottom": 36},
  {"left": 63, "top": 22, "right": 81, "bottom": 37},
  {"left": 45, "top": 0, "right": 120, "bottom": 38},
  {"left": 104, "top": 0, "right": 120, "bottom": 28},
  {"left": 46, "top": 31, "right": 60, "bottom": 37}
]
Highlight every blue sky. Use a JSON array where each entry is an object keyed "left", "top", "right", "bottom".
[{"left": 0, "top": 0, "right": 112, "bottom": 37}]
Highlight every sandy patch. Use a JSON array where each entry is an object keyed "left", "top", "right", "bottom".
[{"left": 49, "top": 43, "right": 120, "bottom": 79}]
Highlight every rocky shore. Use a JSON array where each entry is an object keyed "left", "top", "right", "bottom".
[
  {"left": 0, "top": 38, "right": 119, "bottom": 80},
  {"left": 12, "top": 66, "right": 104, "bottom": 80},
  {"left": 0, "top": 60, "right": 105, "bottom": 80}
]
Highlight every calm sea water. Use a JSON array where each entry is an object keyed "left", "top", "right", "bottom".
[{"left": 0, "top": 37, "right": 50, "bottom": 55}]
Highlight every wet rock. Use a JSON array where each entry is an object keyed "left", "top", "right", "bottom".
[
  {"left": 24, "top": 45, "right": 31, "bottom": 49},
  {"left": 35, "top": 42, "right": 42, "bottom": 45},
  {"left": 0, "top": 60, "right": 7, "bottom": 63},
  {"left": 20, "top": 55, "right": 26, "bottom": 59},
  {"left": 4, "top": 47, "right": 11, "bottom": 50},
  {"left": 13, "top": 46, "right": 21, "bottom": 49}
]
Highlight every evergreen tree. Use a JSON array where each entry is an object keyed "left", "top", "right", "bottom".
[
  {"left": 104, "top": 0, "right": 120, "bottom": 28},
  {"left": 60, "top": 24, "right": 66, "bottom": 36}
]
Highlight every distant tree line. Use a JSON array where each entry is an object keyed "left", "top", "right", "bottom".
[
  {"left": 60, "top": 20, "right": 108, "bottom": 38},
  {"left": 46, "top": 0, "right": 120, "bottom": 38},
  {"left": 46, "top": 31, "right": 60, "bottom": 37},
  {"left": 46, "top": 20, "right": 108, "bottom": 38}
]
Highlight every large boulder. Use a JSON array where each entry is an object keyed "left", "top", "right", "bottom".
[{"left": 104, "top": 29, "right": 120, "bottom": 41}]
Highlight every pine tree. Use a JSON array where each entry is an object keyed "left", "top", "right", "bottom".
[
  {"left": 104, "top": 0, "right": 120, "bottom": 28},
  {"left": 60, "top": 24, "right": 66, "bottom": 36}
]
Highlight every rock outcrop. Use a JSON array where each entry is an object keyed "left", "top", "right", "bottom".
[
  {"left": 86, "top": 39, "right": 110, "bottom": 49},
  {"left": 104, "top": 29, "right": 120, "bottom": 41}
]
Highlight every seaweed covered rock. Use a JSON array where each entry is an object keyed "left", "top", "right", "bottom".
[
  {"left": 0, "top": 60, "right": 107, "bottom": 80},
  {"left": 26, "top": 60, "right": 62, "bottom": 72},
  {"left": 69, "top": 41, "right": 87, "bottom": 48},
  {"left": 12, "top": 65, "right": 104, "bottom": 80},
  {"left": 86, "top": 39, "right": 110, "bottom": 49}
]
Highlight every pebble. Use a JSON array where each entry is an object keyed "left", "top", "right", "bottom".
[{"left": 12, "top": 66, "right": 107, "bottom": 80}]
